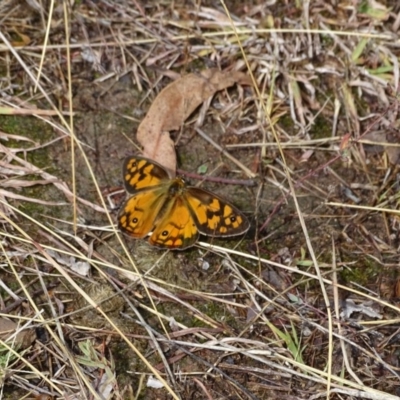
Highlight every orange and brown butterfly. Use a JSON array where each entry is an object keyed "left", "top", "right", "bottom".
[{"left": 117, "top": 156, "right": 250, "bottom": 250}]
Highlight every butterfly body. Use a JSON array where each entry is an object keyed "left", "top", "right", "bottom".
[{"left": 118, "top": 156, "right": 250, "bottom": 249}]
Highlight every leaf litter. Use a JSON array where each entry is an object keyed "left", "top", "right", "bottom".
[{"left": 0, "top": 1, "right": 400, "bottom": 400}]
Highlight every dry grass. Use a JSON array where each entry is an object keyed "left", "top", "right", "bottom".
[{"left": 1, "top": 1, "right": 400, "bottom": 399}]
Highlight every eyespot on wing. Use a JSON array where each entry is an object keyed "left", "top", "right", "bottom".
[
  {"left": 118, "top": 188, "right": 168, "bottom": 238},
  {"left": 149, "top": 196, "right": 199, "bottom": 249}
]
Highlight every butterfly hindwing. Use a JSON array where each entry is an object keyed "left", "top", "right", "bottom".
[
  {"left": 185, "top": 187, "right": 250, "bottom": 237},
  {"left": 149, "top": 196, "right": 199, "bottom": 249},
  {"left": 118, "top": 187, "right": 168, "bottom": 238}
]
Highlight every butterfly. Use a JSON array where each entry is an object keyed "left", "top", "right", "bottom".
[{"left": 118, "top": 156, "right": 250, "bottom": 250}]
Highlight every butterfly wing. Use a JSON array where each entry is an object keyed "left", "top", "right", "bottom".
[
  {"left": 149, "top": 195, "right": 199, "bottom": 249},
  {"left": 119, "top": 156, "right": 171, "bottom": 238},
  {"left": 185, "top": 187, "right": 250, "bottom": 237},
  {"left": 118, "top": 186, "right": 170, "bottom": 238},
  {"left": 122, "top": 156, "right": 170, "bottom": 194}
]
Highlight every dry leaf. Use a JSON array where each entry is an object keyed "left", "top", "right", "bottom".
[
  {"left": 340, "top": 299, "right": 382, "bottom": 319},
  {"left": 363, "top": 130, "right": 400, "bottom": 164},
  {"left": 10, "top": 28, "right": 31, "bottom": 47},
  {"left": 147, "top": 376, "right": 165, "bottom": 389},
  {"left": 0, "top": 318, "right": 36, "bottom": 349},
  {"left": 137, "top": 68, "right": 251, "bottom": 174}
]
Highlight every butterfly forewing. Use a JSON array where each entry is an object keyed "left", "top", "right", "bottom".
[
  {"left": 123, "top": 156, "right": 170, "bottom": 194},
  {"left": 185, "top": 187, "right": 250, "bottom": 237}
]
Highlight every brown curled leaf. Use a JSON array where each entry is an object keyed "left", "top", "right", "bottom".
[{"left": 137, "top": 68, "right": 251, "bottom": 175}]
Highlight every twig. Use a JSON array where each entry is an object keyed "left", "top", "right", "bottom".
[{"left": 177, "top": 169, "right": 256, "bottom": 186}]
